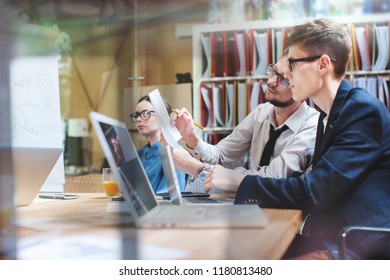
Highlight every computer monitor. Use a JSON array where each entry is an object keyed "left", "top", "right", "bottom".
[{"left": 0, "top": 146, "right": 63, "bottom": 207}]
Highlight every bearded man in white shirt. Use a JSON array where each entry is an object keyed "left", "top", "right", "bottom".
[{"left": 170, "top": 55, "right": 319, "bottom": 192}]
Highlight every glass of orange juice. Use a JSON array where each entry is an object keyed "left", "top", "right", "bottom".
[{"left": 102, "top": 168, "right": 120, "bottom": 198}]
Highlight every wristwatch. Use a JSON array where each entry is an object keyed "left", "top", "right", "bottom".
[{"left": 198, "top": 163, "right": 211, "bottom": 182}]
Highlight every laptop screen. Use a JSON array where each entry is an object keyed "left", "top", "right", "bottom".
[
  {"left": 158, "top": 145, "right": 182, "bottom": 205},
  {"left": 91, "top": 112, "right": 158, "bottom": 218}
]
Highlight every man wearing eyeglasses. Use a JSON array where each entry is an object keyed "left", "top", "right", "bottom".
[
  {"left": 170, "top": 56, "right": 319, "bottom": 191},
  {"left": 210, "top": 18, "right": 390, "bottom": 260}
]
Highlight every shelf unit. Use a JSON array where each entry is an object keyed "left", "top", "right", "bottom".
[{"left": 192, "top": 14, "right": 390, "bottom": 142}]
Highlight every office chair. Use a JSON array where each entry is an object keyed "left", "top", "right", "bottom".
[{"left": 338, "top": 226, "right": 390, "bottom": 259}]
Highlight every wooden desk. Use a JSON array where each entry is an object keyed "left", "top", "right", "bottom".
[{"left": 15, "top": 193, "right": 302, "bottom": 260}]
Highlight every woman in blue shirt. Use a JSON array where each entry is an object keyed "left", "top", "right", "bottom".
[{"left": 130, "top": 95, "right": 187, "bottom": 194}]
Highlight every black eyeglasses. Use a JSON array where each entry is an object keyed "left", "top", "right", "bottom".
[
  {"left": 266, "top": 64, "right": 289, "bottom": 89},
  {"left": 130, "top": 110, "right": 155, "bottom": 123},
  {"left": 287, "top": 55, "right": 336, "bottom": 72}
]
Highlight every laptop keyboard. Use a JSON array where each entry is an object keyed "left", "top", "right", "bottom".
[{"left": 185, "top": 197, "right": 225, "bottom": 204}]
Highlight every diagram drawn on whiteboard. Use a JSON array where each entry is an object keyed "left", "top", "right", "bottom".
[
  {"left": 0, "top": 101, "right": 28, "bottom": 141},
  {"left": 0, "top": 55, "right": 62, "bottom": 148}
]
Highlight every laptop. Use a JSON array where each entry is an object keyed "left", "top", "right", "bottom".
[
  {"left": 0, "top": 146, "right": 63, "bottom": 207},
  {"left": 158, "top": 145, "right": 234, "bottom": 205},
  {"left": 90, "top": 111, "right": 268, "bottom": 228}
]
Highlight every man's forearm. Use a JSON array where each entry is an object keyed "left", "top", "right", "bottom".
[
  {"left": 171, "top": 147, "right": 203, "bottom": 177},
  {"left": 184, "top": 133, "right": 200, "bottom": 149}
]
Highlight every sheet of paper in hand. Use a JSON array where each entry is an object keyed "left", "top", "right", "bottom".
[{"left": 148, "top": 89, "right": 181, "bottom": 148}]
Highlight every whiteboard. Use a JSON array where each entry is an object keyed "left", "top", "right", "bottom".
[
  {"left": 3, "top": 56, "right": 63, "bottom": 148},
  {"left": 0, "top": 54, "right": 65, "bottom": 191}
]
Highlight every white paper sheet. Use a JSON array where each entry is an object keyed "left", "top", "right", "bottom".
[{"left": 148, "top": 89, "right": 181, "bottom": 148}]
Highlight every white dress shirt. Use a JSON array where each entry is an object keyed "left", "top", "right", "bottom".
[{"left": 189, "top": 102, "right": 319, "bottom": 178}]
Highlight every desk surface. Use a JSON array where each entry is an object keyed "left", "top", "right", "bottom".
[{"left": 15, "top": 193, "right": 302, "bottom": 260}]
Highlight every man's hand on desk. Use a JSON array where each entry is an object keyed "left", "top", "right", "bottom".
[{"left": 204, "top": 165, "right": 245, "bottom": 193}]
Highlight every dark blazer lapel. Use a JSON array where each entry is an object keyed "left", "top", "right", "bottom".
[
  {"left": 318, "top": 80, "right": 353, "bottom": 156},
  {"left": 319, "top": 113, "right": 339, "bottom": 155}
]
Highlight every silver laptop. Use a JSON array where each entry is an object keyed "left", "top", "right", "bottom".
[
  {"left": 159, "top": 145, "right": 234, "bottom": 205},
  {"left": 0, "top": 146, "right": 63, "bottom": 207},
  {"left": 90, "top": 111, "right": 268, "bottom": 228}
]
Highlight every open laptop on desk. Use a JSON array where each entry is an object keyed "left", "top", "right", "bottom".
[
  {"left": 90, "top": 111, "right": 268, "bottom": 228},
  {"left": 159, "top": 145, "right": 234, "bottom": 205},
  {"left": 0, "top": 146, "right": 63, "bottom": 207}
]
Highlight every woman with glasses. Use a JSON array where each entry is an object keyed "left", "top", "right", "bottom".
[{"left": 131, "top": 95, "right": 187, "bottom": 194}]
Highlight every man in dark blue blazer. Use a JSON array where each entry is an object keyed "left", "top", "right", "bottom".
[{"left": 203, "top": 18, "right": 390, "bottom": 259}]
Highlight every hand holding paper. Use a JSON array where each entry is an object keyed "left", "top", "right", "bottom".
[{"left": 170, "top": 108, "right": 202, "bottom": 149}]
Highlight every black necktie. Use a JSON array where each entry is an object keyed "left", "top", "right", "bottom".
[
  {"left": 259, "top": 124, "right": 288, "bottom": 168},
  {"left": 312, "top": 111, "right": 327, "bottom": 167}
]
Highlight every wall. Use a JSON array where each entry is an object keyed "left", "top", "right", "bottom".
[
  {"left": 61, "top": 21, "right": 194, "bottom": 171},
  {"left": 142, "top": 23, "right": 193, "bottom": 85}
]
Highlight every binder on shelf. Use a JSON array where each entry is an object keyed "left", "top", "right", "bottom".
[
  {"left": 353, "top": 77, "right": 366, "bottom": 89},
  {"left": 350, "top": 24, "right": 362, "bottom": 71},
  {"left": 373, "top": 24, "right": 389, "bottom": 71},
  {"left": 377, "top": 76, "right": 390, "bottom": 110},
  {"left": 234, "top": 32, "right": 248, "bottom": 76},
  {"left": 233, "top": 80, "right": 239, "bottom": 125},
  {"left": 366, "top": 23, "right": 375, "bottom": 70},
  {"left": 367, "top": 77, "right": 378, "bottom": 98},
  {"left": 377, "top": 76, "right": 386, "bottom": 106},
  {"left": 274, "top": 28, "right": 286, "bottom": 63},
  {"left": 222, "top": 31, "right": 236, "bottom": 77},
  {"left": 247, "top": 29, "right": 255, "bottom": 76},
  {"left": 267, "top": 29, "right": 272, "bottom": 67},
  {"left": 237, "top": 81, "right": 248, "bottom": 123},
  {"left": 270, "top": 28, "right": 275, "bottom": 66},
  {"left": 212, "top": 82, "right": 226, "bottom": 127},
  {"left": 372, "top": 23, "right": 377, "bottom": 70},
  {"left": 200, "top": 83, "right": 214, "bottom": 127},
  {"left": 249, "top": 81, "right": 260, "bottom": 112},
  {"left": 382, "top": 77, "right": 390, "bottom": 111},
  {"left": 200, "top": 82, "right": 228, "bottom": 128},
  {"left": 253, "top": 29, "right": 271, "bottom": 75},
  {"left": 249, "top": 80, "right": 266, "bottom": 112},
  {"left": 354, "top": 25, "right": 371, "bottom": 71},
  {"left": 211, "top": 32, "right": 224, "bottom": 77},
  {"left": 225, "top": 82, "right": 235, "bottom": 128},
  {"left": 201, "top": 34, "right": 211, "bottom": 78}
]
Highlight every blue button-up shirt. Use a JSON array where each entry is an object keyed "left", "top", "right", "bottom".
[{"left": 138, "top": 141, "right": 186, "bottom": 194}]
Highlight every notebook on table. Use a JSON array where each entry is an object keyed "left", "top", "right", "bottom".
[
  {"left": 0, "top": 146, "right": 63, "bottom": 207},
  {"left": 90, "top": 111, "right": 268, "bottom": 228}
]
